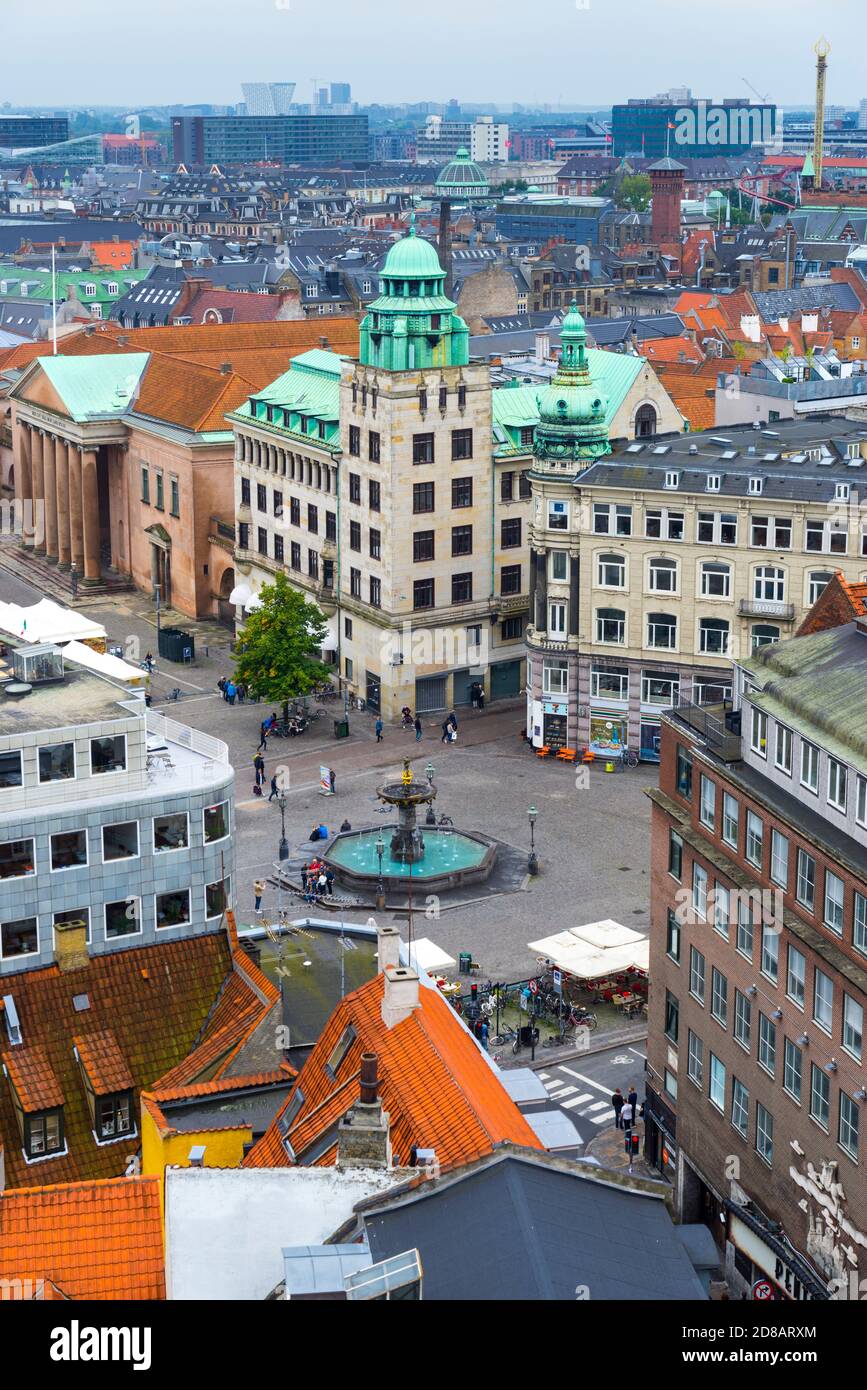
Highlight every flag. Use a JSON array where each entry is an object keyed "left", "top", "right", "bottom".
[{"left": 667, "top": 121, "right": 676, "bottom": 130}]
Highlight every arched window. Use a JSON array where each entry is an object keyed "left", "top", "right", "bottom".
[
  {"left": 752, "top": 624, "right": 781, "bottom": 651},
  {"left": 596, "top": 608, "right": 625, "bottom": 644},
  {"left": 648, "top": 556, "right": 677, "bottom": 592},
  {"left": 597, "top": 552, "right": 626, "bottom": 587},
  {"left": 754, "top": 566, "right": 785, "bottom": 602},
  {"left": 635, "top": 403, "right": 657, "bottom": 438},
  {"left": 646, "top": 612, "right": 677, "bottom": 649},
  {"left": 808, "top": 570, "right": 834, "bottom": 605}
]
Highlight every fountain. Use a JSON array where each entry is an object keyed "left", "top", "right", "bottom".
[{"left": 323, "top": 759, "right": 497, "bottom": 897}]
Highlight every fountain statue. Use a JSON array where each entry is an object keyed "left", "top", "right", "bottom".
[{"left": 378, "top": 759, "right": 435, "bottom": 864}]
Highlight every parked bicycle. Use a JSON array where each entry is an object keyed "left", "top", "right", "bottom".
[{"left": 618, "top": 747, "right": 640, "bottom": 769}]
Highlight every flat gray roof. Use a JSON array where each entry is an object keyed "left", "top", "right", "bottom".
[{"left": 0, "top": 668, "right": 132, "bottom": 737}]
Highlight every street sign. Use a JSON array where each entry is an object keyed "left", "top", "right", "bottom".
[
  {"left": 752, "top": 1279, "right": 775, "bottom": 1301},
  {"left": 552, "top": 968, "right": 562, "bottom": 993},
  {"left": 529, "top": 979, "right": 538, "bottom": 995}
]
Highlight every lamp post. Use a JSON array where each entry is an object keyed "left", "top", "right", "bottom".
[
  {"left": 375, "top": 833, "right": 385, "bottom": 911},
  {"left": 153, "top": 580, "right": 162, "bottom": 655},
  {"left": 277, "top": 790, "right": 289, "bottom": 861},
  {"left": 527, "top": 804, "right": 538, "bottom": 876},
  {"left": 425, "top": 761, "right": 436, "bottom": 825}
]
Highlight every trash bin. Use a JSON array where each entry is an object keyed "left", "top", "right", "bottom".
[
  {"left": 519, "top": 1024, "right": 539, "bottom": 1048},
  {"left": 333, "top": 718, "right": 349, "bottom": 739},
  {"left": 158, "top": 627, "right": 195, "bottom": 664},
  {"left": 459, "top": 952, "right": 472, "bottom": 975}
]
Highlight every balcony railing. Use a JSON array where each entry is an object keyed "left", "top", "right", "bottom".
[
  {"left": 671, "top": 699, "right": 742, "bottom": 762},
  {"left": 738, "top": 598, "right": 795, "bottom": 621}
]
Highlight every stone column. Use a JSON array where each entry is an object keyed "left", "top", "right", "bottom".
[
  {"left": 81, "top": 449, "right": 100, "bottom": 582},
  {"left": 55, "top": 438, "right": 71, "bottom": 568},
  {"left": 67, "top": 444, "right": 84, "bottom": 575},
  {"left": 43, "top": 435, "right": 59, "bottom": 562},
  {"left": 30, "top": 430, "right": 45, "bottom": 554},
  {"left": 14, "top": 423, "right": 33, "bottom": 546}
]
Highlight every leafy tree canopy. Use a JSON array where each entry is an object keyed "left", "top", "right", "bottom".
[{"left": 232, "top": 571, "right": 329, "bottom": 718}]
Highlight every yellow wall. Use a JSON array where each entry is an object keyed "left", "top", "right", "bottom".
[{"left": 141, "top": 1102, "right": 252, "bottom": 1179}]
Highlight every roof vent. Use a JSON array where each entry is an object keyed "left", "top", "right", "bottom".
[
  {"left": 188, "top": 1145, "right": 206, "bottom": 1167},
  {"left": 2, "top": 995, "right": 22, "bottom": 1047}
]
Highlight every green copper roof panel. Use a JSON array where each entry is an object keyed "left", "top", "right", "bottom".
[
  {"left": 34, "top": 352, "right": 150, "bottom": 422},
  {"left": 492, "top": 349, "right": 643, "bottom": 433}
]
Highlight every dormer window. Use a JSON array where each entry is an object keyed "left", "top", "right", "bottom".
[
  {"left": 664, "top": 471, "right": 680, "bottom": 489},
  {"left": 96, "top": 1092, "right": 133, "bottom": 1141},
  {"left": 748, "top": 476, "right": 763, "bottom": 495},
  {"left": 836, "top": 482, "right": 850, "bottom": 501},
  {"left": 706, "top": 474, "right": 721, "bottom": 492},
  {"left": 26, "top": 1108, "right": 65, "bottom": 1159}
]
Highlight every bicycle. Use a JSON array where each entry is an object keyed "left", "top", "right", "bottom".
[
  {"left": 569, "top": 1007, "right": 598, "bottom": 1031},
  {"left": 436, "top": 813, "right": 454, "bottom": 827},
  {"left": 618, "top": 748, "right": 639, "bottom": 769},
  {"left": 491, "top": 1024, "right": 517, "bottom": 1047}
]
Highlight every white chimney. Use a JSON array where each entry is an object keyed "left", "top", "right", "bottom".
[
  {"left": 381, "top": 966, "right": 420, "bottom": 1029},
  {"left": 740, "top": 313, "right": 761, "bottom": 344},
  {"left": 802, "top": 311, "right": 818, "bottom": 334},
  {"left": 777, "top": 315, "right": 789, "bottom": 333},
  {"left": 376, "top": 923, "right": 401, "bottom": 975},
  {"left": 535, "top": 329, "right": 550, "bottom": 363}
]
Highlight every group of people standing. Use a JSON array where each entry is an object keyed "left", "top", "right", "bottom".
[
  {"left": 611, "top": 1083, "right": 642, "bottom": 1131},
  {"left": 301, "top": 860, "right": 334, "bottom": 901},
  {"left": 217, "top": 677, "right": 251, "bottom": 705}
]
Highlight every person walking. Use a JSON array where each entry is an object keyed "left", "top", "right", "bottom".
[
  {"left": 226, "top": 680, "right": 237, "bottom": 706},
  {"left": 440, "top": 717, "right": 451, "bottom": 744},
  {"left": 414, "top": 715, "right": 422, "bottom": 742},
  {"left": 329, "top": 767, "right": 336, "bottom": 796},
  {"left": 253, "top": 879, "right": 266, "bottom": 913},
  {"left": 236, "top": 683, "right": 246, "bottom": 704},
  {"left": 627, "top": 1083, "right": 639, "bottom": 1121},
  {"left": 477, "top": 686, "right": 485, "bottom": 711},
  {"left": 258, "top": 719, "right": 270, "bottom": 753},
  {"left": 268, "top": 774, "right": 279, "bottom": 802},
  {"left": 611, "top": 1088, "right": 625, "bottom": 1129},
  {"left": 620, "top": 1100, "right": 634, "bottom": 1131},
  {"left": 375, "top": 717, "right": 384, "bottom": 743},
  {"left": 253, "top": 753, "right": 265, "bottom": 787}
]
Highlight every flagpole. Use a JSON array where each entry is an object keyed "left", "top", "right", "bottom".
[{"left": 51, "top": 244, "right": 57, "bottom": 355}]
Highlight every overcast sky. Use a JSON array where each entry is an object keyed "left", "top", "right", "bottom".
[{"left": 7, "top": 0, "right": 866, "bottom": 108}]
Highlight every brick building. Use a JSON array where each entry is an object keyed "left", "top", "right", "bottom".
[{"left": 645, "top": 613, "right": 867, "bottom": 1299}]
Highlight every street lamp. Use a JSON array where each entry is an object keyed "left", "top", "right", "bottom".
[
  {"left": 425, "top": 761, "right": 435, "bottom": 785},
  {"left": 375, "top": 833, "right": 385, "bottom": 911},
  {"left": 425, "top": 761, "right": 437, "bottom": 826},
  {"left": 527, "top": 804, "right": 538, "bottom": 876},
  {"left": 277, "top": 790, "right": 289, "bottom": 861}
]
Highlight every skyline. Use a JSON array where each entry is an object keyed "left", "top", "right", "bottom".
[{"left": 4, "top": 0, "right": 866, "bottom": 108}]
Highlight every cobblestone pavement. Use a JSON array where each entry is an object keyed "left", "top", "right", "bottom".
[{"left": 0, "top": 568, "right": 655, "bottom": 988}]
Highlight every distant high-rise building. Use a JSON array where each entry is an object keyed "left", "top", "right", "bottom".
[
  {"left": 330, "top": 83, "right": 351, "bottom": 106},
  {"left": 241, "top": 83, "right": 297, "bottom": 116},
  {"left": 172, "top": 114, "right": 369, "bottom": 166},
  {"left": 0, "top": 115, "right": 69, "bottom": 154},
  {"left": 859, "top": 99, "right": 867, "bottom": 130}
]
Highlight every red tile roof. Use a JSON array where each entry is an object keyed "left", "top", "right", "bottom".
[
  {"left": 245, "top": 973, "right": 542, "bottom": 1172},
  {"left": 0, "top": 1176, "right": 164, "bottom": 1300},
  {"left": 73, "top": 1030, "right": 135, "bottom": 1095}
]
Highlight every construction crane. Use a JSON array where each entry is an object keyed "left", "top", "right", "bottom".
[
  {"left": 741, "top": 77, "right": 771, "bottom": 103},
  {"left": 813, "top": 36, "right": 831, "bottom": 192}
]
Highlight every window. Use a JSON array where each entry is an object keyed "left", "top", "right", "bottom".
[
  {"left": 449, "top": 525, "right": 471, "bottom": 558},
  {"left": 102, "top": 821, "right": 138, "bottom": 862},
  {"left": 786, "top": 945, "right": 806, "bottom": 1009},
  {"left": 38, "top": 742, "right": 74, "bottom": 783},
  {"left": 697, "top": 511, "right": 737, "bottom": 545},
  {"left": 824, "top": 870, "right": 845, "bottom": 937},
  {"left": 257, "top": 483, "right": 267, "bottom": 513},
  {"left": 828, "top": 758, "right": 847, "bottom": 813},
  {"left": 711, "top": 968, "right": 728, "bottom": 1027},
  {"left": 722, "top": 793, "right": 739, "bottom": 849},
  {"left": 734, "top": 990, "right": 752, "bottom": 1050},
  {"left": 699, "top": 775, "right": 716, "bottom": 830},
  {"left": 595, "top": 608, "right": 625, "bottom": 643},
  {"left": 858, "top": 775, "right": 867, "bottom": 829},
  {"left": 689, "top": 946, "right": 706, "bottom": 1004},
  {"left": 369, "top": 480, "right": 381, "bottom": 512},
  {"left": 155, "top": 888, "right": 191, "bottom": 930},
  {"left": 756, "top": 1102, "right": 774, "bottom": 1165},
  {"left": 0, "top": 838, "right": 35, "bottom": 880},
  {"left": 274, "top": 535, "right": 284, "bottom": 564},
  {"left": 597, "top": 553, "right": 626, "bottom": 587},
  {"left": 203, "top": 802, "right": 229, "bottom": 844},
  {"left": 257, "top": 527, "right": 268, "bottom": 557},
  {"left": 805, "top": 517, "right": 846, "bottom": 554},
  {"left": 752, "top": 624, "right": 781, "bottom": 652},
  {"left": 713, "top": 884, "right": 730, "bottom": 939},
  {"left": 548, "top": 501, "right": 569, "bottom": 530},
  {"left": 350, "top": 520, "right": 361, "bottom": 552},
  {"left": 709, "top": 1054, "right": 726, "bottom": 1111},
  {"left": 800, "top": 740, "right": 820, "bottom": 793},
  {"left": 664, "top": 470, "right": 680, "bottom": 489},
  {"left": 1, "top": 916, "right": 38, "bottom": 958},
  {"left": 307, "top": 550, "right": 319, "bottom": 581},
  {"left": 687, "top": 1030, "right": 704, "bottom": 1086},
  {"left": 413, "top": 433, "right": 435, "bottom": 464},
  {"left": 273, "top": 490, "right": 283, "bottom": 519},
  {"left": 413, "top": 531, "right": 434, "bottom": 563},
  {"left": 105, "top": 897, "right": 140, "bottom": 940},
  {"left": 26, "top": 1109, "right": 64, "bottom": 1158},
  {"left": 549, "top": 602, "right": 567, "bottom": 634},
  {"left": 810, "top": 1063, "right": 831, "bottom": 1130},
  {"left": 748, "top": 476, "right": 763, "bottom": 496},
  {"left": 761, "top": 924, "right": 779, "bottom": 983},
  {"left": 666, "top": 910, "right": 681, "bottom": 962},
  {"left": 774, "top": 724, "right": 793, "bottom": 775},
  {"left": 291, "top": 542, "right": 301, "bottom": 571},
  {"left": 308, "top": 504, "right": 319, "bottom": 535},
  {"left": 501, "top": 518, "right": 522, "bottom": 549},
  {"left": 783, "top": 1039, "right": 802, "bottom": 1102},
  {"left": 550, "top": 551, "right": 568, "bottom": 582},
  {"left": 645, "top": 508, "right": 683, "bottom": 541},
  {"left": 452, "top": 573, "right": 472, "bottom": 605},
  {"left": 700, "top": 561, "right": 731, "bottom": 598},
  {"left": 326, "top": 1025, "right": 357, "bottom": 1078},
  {"left": 808, "top": 570, "right": 834, "bottom": 605},
  {"left": 731, "top": 1078, "right": 749, "bottom": 1137},
  {"left": 664, "top": 1069, "right": 678, "bottom": 1101},
  {"left": 675, "top": 745, "right": 692, "bottom": 799},
  {"left": 796, "top": 849, "right": 816, "bottom": 911},
  {"left": 593, "top": 502, "right": 631, "bottom": 536},
  {"left": 541, "top": 658, "right": 570, "bottom": 697},
  {"left": 451, "top": 428, "right": 473, "bottom": 460},
  {"left": 746, "top": 810, "right": 763, "bottom": 868},
  {"left": 206, "top": 878, "right": 230, "bottom": 918},
  {"left": 349, "top": 474, "right": 361, "bottom": 504},
  {"left": 50, "top": 830, "right": 87, "bottom": 872},
  {"left": 369, "top": 431, "right": 381, "bottom": 463},
  {"left": 754, "top": 566, "right": 785, "bottom": 602},
  {"left": 736, "top": 899, "right": 754, "bottom": 960},
  {"left": 501, "top": 563, "right": 521, "bottom": 595},
  {"left": 648, "top": 556, "right": 677, "bottom": 592},
  {"left": 350, "top": 568, "right": 361, "bottom": 598},
  {"left": 641, "top": 673, "right": 678, "bottom": 705},
  {"left": 668, "top": 831, "right": 683, "bottom": 880},
  {"left": 519, "top": 470, "right": 532, "bottom": 499},
  {"left": 290, "top": 497, "right": 301, "bottom": 526},
  {"left": 750, "top": 708, "right": 768, "bottom": 757},
  {"left": 96, "top": 1092, "right": 133, "bottom": 1141},
  {"left": 155, "top": 472, "right": 164, "bottom": 511},
  {"left": 349, "top": 424, "right": 361, "bottom": 456},
  {"left": 238, "top": 522, "right": 249, "bottom": 550},
  {"left": 856, "top": 892, "right": 867, "bottom": 957},
  {"left": 91, "top": 734, "right": 126, "bottom": 776},
  {"left": 839, "top": 1092, "right": 860, "bottom": 1160},
  {"left": 813, "top": 968, "right": 834, "bottom": 1033},
  {"left": 699, "top": 617, "right": 729, "bottom": 655},
  {"left": 770, "top": 829, "right": 788, "bottom": 888},
  {"left": 751, "top": 515, "right": 792, "bottom": 549},
  {"left": 705, "top": 474, "right": 721, "bottom": 493},
  {"left": 664, "top": 990, "right": 679, "bottom": 1044},
  {"left": 502, "top": 616, "right": 524, "bottom": 641},
  {"left": 141, "top": 466, "right": 150, "bottom": 504},
  {"left": 413, "top": 579, "right": 434, "bottom": 610},
  {"left": 843, "top": 995, "right": 863, "bottom": 1063},
  {"left": 758, "top": 1014, "right": 776, "bottom": 1076},
  {"left": 413, "top": 482, "right": 434, "bottom": 514},
  {"left": 646, "top": 612, "right": 677, "bottom": 649},
  {"left": 452, "top": 477, "right": 472, "bottom": 508},
  {"left": 458, "top": 385, "right": 467, "bottom": 408}
]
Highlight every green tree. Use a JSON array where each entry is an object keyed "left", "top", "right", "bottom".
[
  {"left": 618, "top": 174, "right": 651, "bottom": 212},
  {"left": 232, "top": 571, "right": 329, "bottom": 723}
]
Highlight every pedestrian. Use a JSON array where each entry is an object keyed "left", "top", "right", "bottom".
[
  {"left": 316, "top": 870, "right": 328, "bottom": 898},
  {"left": 258, "top": 720, "right": 269, "bottom": 753},
  {"left": 440, "top": 717, "right": 450, "bottom": 744},
  {"left": 414, "top": 715, "right": 422, "bottom": 742},
  {"left": 253, "top": 753, "right": 265, "bottom": 786},
  {"left": 611, "top": 1088, "right": 624, "bottom": 1129},
  {"left": 375, "top": 716, "right": 384, "bottom": 742},
  {"left": 620, "top": 1100, "right": 634, "bottom": 1131},
  {"left": 340, "top": 818, "right": 352, "bottom": 832},
  {"left": 302, "top": 866, "right": 315, "bottom": 903},
  {"left": 268, "top": 774, "right": 279, "bottom": 802},
  {"left": 218, "top": 677, "right": 227, "bottom": 699},
  {"left": 226, "top": 680, "right": 237, "bottom": 706},
  {"left": 479, "top": 1019, "right": 489, "bottom": 1051},
  {"left": 477, "top": 686, "right": 485, "bottom": 710},
  {"left": 448, "top": 710, "right": 458, "bottom": 731},
  {"left": 325, "top": 868, "right": 335, "bottom": 897},
  {"left": 627, "top": 1083, "right": 639, "bottom": 1119},
  {"left": 329, "top": 767, "right": 336, "bottom": 796},
  {"left": 253, "top": 879, "right": 266, "bottom": 913},
  {"left": 144, "top": 652, "right": 154, "bottom": 674},
  {"left": 236, "top": 683, "right": 246, "bottom": 704}
]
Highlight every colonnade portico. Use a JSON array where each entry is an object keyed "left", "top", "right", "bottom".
[{"left": 16, "top": 420, "right": 102, "bottom": 581}]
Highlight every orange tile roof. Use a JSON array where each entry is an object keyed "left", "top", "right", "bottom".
[
  {"left": 245, "top": 974, "right": 542, "bottom": 1172},
  {"left": 0, "top": 930, "right": 276, "bottom": 1190},
  {"left": 641, "top": 336, "right": 704, "bottom": 364},
  {"left": 0, "top": 1176, "right": 164, "bottom": 1300},
  {"left": 2, "top": 1045, "right": 64, "bottom": 1112},
  {"left": 73, "top": 1030, "right": 134, "bottom": 1095}
]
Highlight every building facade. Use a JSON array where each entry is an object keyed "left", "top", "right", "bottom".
[
  {"left": 645, "top": 617, "right": 867, "bottom": 1298},
  {"left": 171, "top": 115, "right": 369, "bottom": 167}
]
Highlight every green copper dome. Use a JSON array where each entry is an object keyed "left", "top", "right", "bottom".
[
  {"left": 381, "top": 225, "right": 445, "bottom": 280},
  {"left": 533, "top": 302, "right": 611, "bottom": 469},
  {"left": 359, "top": 221, "right": 469, "bottom": 372},
  {"left": 435, "top": 147, "right": 490, "bottom": 199}
]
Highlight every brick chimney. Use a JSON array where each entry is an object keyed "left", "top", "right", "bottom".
[
  {"left": 376, "top": 922, "right": 401, "bottom": 974},
  {"left": 220, "top": 361, "right": 232, "bottom": 375},
  {"left": 337, "top": 1053, "right": 391, "bottom": 1168},
  {"left": 381, "top": 966, "right": 420, "bottom": 1030},
  {"left": 54, "top": 919, "right": 89, "bottom": 973}
]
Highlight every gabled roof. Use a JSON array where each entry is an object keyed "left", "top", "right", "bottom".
[
  {"left": 0, "top": 1176, "right": 164, "bottom": 1300},
  {"left": 244, "top": 973, "right": 542, "bottom": 1172}
]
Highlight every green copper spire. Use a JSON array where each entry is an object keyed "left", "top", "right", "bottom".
[
  {"left": 358, "top": 224, "right": 469, "bottom": 371},
  {"left": 532, "top": 303, "right": 611, "bottom": 468}
]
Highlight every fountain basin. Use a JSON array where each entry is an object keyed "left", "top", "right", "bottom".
[{"left": 324, "top": 825, "right": 497, "bottom": 895}]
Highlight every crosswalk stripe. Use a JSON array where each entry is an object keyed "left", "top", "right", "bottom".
[
  {"left": 552, "top": 1085, "right": 578, "bottom": 1099},
  {"left": 561, "top": 1093, "right": 594, "bottom": 1110},
  {"left": 537, "top": 1072, "right": 550, "bottom": 1081},
  {"left": 582, "top": 1100, "right": 609, "bottom": 1113},
  {"left": 559, "top": 1066, "right": 614, "bottom": 1097},
  {"left": 543, "top": 1078, "right": 565, "bottom": 1091},
  {"left": 589, "top": 1112, "right": 611, "bottom": 1125}
]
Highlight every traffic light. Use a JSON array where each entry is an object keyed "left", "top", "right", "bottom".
[{"left": 624, "top": 1132, "right": 640, "bottom": 1157}]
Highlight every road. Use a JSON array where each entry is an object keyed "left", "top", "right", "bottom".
[{"left": 534, "top": 1041, "right": 647, "bottom": 1154}]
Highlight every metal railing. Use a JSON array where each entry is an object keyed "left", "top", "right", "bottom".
[
  {"left": 147, "top": 710, "right": 229, "bottom": 764},
  {"left": 672, "top": 699, "right": 742, "bottom": 762}
]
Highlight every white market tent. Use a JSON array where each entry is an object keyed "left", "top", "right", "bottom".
[
  {"left": 62, "top": 640, "right": 145, "bottom": 686},
  {"left": 405, "top": 937, "right": 456, "bottom": 975},
  {"left": 0, "top": 598, "right": 105, "bottom": 647},
  {"left": 528, "top": 918, "right": 649, "bottom": 980}
]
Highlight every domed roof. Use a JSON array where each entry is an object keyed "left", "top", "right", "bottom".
[
  {"left": 532, "top": 301, "right": 610, "bottom": 466},
  {"left": 381, "top": 225, "right": 444, "bottom": 280},
  {"left": 435, "top": 147, "right": 490, "bottom": 195}
]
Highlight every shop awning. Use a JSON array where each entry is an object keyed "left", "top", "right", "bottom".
[{"left": 528, "top": 918, "right": 649, "bottom": 980}]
